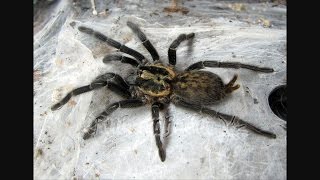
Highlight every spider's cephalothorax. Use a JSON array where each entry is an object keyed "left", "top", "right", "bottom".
[
  {"left": 51, "top": 21, "right": 276, "bottom": 162},
  {"left": 135, "top": 63, "right": 176, "bottom": 98}
]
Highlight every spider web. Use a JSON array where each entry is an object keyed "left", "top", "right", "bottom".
[{"left": 34, "top": 0, "right": 286, "bottom": 179}]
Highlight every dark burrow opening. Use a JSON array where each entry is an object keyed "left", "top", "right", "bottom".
[{"left": 268, "top": 85, "right": 287, "bottom": 121}]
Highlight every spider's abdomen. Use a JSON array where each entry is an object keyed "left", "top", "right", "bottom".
[{"left": 172, "top": 71, "right": 226, "bottom": 105}]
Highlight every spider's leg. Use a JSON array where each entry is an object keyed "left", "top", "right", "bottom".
[
  {"left": 172, "top": 97, "right": 276, "bottom": 139},
  {"left": 164, "top": 107, "right": 172, "bottom": 137},
  {"left": 186, "top": 60, "right": 274, "bottom": 72},
  {"left": 78, "top": 26, "right": 146, "bottom": 63},
  {"left": 103, "top": 54, "right": 140, "bottom": 67},
  {"left": 127, "top": 21, "right": 159, "bottom": 61},
  {"left": 152, "top": 102, "right": 166, "bottom": 162},
  {"left": 168, "top": 33, "right": 195, "bottom": 65},
  {"left": 96, "top": 73, "right": 131, "bottom": 98},
  {"left": 83, "top": 99, "right": 145, "bottom": 140},
  {"left": 51, "top": 73, "right": 131, "bottom": 111}
]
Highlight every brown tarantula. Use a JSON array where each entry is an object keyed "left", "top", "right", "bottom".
[{"left": 51, "top": 21, "right": 276, "bottom": 162}]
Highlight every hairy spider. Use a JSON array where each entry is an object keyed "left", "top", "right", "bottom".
[{"left": 51, "top": 21, "right": 276, "bottom": 162}]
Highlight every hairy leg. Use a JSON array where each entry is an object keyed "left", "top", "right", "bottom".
[
  {"left": 127, "top": 21, "right": 159, "bottom": 61},
  {"left": 103, "top": 54, "right": 140, "bottom": 67},
  {"left": 152, "top": 102, "right": 166, "bottom": 162},
  {"left": 51, "top": 73, "right": 131, "bottom": 111},
  {"left": 168, "top": 33, "right": 195, "bottom": 65},
  {"left": 164, "top": 107, "right": 172, "bottom": 137},
  {"left": 83, "top": 99, "right": 145, "bottom": 139},
  {"left": 172, "top": 97, "right": 276, "bottom": 138},
  {"left": 78, "top": 26, "right": 146, "bottom": 63},
  {"left": 186, "top": 60, "right": 274, "bottom": 72}
]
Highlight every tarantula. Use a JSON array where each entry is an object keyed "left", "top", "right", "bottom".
[{"left": 51, "top": 21, "right": 276, "bottom": 162}]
